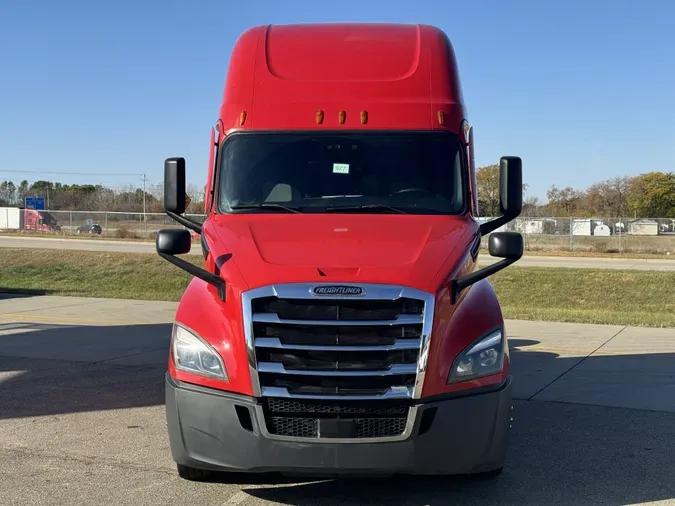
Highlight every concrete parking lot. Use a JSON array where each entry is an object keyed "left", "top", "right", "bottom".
[{"left": 1, "top": 294, "right": 674, "bottom": 505}]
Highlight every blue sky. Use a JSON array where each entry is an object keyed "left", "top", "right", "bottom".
[{"left": 1, "top": 0, "right": 673, "bottom": 201}]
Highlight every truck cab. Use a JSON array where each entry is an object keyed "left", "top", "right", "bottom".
[
  {"left": 24, "top": 209, "right": 60, "bottom": 232},
  {"left": 156, "top": 23, "right": 523, "bottom": 480}
]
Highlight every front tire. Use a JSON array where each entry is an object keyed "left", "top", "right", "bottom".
[{"left": 176, "top": 464, "right": 214, "bottom": 482}]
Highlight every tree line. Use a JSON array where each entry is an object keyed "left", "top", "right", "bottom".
[
  {"left": 476, "top": 165, "right": 675, "bottom": 218},
  {"left": 2, "top": 168, "right": 674, "bottom": 218},
  {"left": 0, "top": 180, "right": 205, "bottom": 214}
]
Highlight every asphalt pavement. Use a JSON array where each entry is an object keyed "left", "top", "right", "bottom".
[
  {"left": 2, "top": 235, "right": 675, "bottom": 270},
  {"left": 1, "top": 294, "right": 674, "bottom": 505}
]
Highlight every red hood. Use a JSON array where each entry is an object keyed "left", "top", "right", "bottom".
[{"left": 203, "top": 214, "right": 477, "bottom": 293}]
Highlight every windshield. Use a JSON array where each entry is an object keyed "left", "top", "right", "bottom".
[
  {"left": 40, "top": 212, "right": 57, "bottom": 224},
  {"left": 217, "top": 132, "right": 465, "bottom": 215}
]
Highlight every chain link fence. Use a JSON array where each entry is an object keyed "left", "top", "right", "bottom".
[
  {"left": 2, "top": 210, "right": 675, "bottom": 253},
  {"left": 0, "top": 210, "right": 206, "bottom": 239},
  {"left": 476, "top": 216, "right": 675, "bottom": 254}
]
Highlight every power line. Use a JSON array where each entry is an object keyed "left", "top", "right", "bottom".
[{"left": 0, "top": 169, "right": 145, "bottom": 177}]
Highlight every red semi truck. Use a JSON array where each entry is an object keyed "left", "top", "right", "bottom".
[
  {"left": 156, "top": 23, "right": 524, "bottom": 480},
  {"left": 0, "top": 207, "right": 60, "bottom": 232}
]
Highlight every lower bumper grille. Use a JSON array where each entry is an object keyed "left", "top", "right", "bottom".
[
  {"left": 268, "top": 417, "right": 318, "bottom": 438},
  {"left": 266, "top": 416, "right": 408, "bottom": 439},
  {"left": 264, "top": 398, "right": 410, "bottom": 439}
]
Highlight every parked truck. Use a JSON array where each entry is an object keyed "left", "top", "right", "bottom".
[
  {"left": 155, "top": 23, "right": 524, "bottom": 480},
  {"left": 24, "top": 208, "right": 60, "bottom": 232},
  {"left": 0, "top": 207, "right": 60, "bottom": 232}
]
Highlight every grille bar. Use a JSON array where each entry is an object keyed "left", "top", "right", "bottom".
[
  {"left": 258, "top": 362, "right": 417, "bottom": 376},
  {"left": 252, "top": 313, "right": 423, "bottom": 326},
  {"left": 264, "top": 397, "right": 410, "bottom": 416},
  {"left": 254, "top": 337, "right": 421, "bottom": 351},
  {"left": 261, "top": 386, "right": 414, "bottom": 400}
]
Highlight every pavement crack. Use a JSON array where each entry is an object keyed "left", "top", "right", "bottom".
[
  {"left": 94, "top": 346, "right": 168, "bottom": 364},
  {"left": 521, "top": 397, "right": 675, "bottom": 415},
  {"left": 1, "top": 445, "right": 175, "bottom": 475},
  {"left": 0, "top": 299, "right": 107, "bottom": 315},
  {"left": 0, "top": 353, "right": 88, "bottom": 370},
  {"left": 526, "top": 325, "right": 628, "bottom": 401}
]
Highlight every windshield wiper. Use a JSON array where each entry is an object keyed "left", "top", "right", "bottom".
[
  {"left": 229, "top": 204, "right": 303, "bottom": 214},
  {"left": 324, "top": 204, "right": 408, "bottom": 214}
]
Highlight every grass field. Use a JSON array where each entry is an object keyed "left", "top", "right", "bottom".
[
  {"left": 0, "top": 248, "right": 673, "bottom": 327},
  {"left": 3, "top": 231, "right": 674, "bottom": 259}
]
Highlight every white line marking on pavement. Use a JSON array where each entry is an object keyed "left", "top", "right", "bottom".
[{"left": 223, "top": 490, "right": 249, "bottom": 505}]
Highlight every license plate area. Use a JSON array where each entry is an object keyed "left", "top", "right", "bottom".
[{"left": 318, "top": 418, "right": 358, "bottom": 438}]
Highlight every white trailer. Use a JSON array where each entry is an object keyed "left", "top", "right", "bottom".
[{"left": 0, "top": 207, "right": 24, "bottom": 230}]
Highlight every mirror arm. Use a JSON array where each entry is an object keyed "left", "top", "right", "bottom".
[
  {"left": 479, "top": 214, "right": 513, "bottom": 236},
  {"left": 166, "top": 211, "right": 202, "bottom": 235},
  {"left": 157, "top": 252, "right": 226, "bottom": 301},
  {"left": 451, "top": 257, "right": 519, "bottom": 304}
]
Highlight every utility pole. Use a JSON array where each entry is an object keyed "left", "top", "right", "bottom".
[
  {"left": 141, "top": 174, "right": 148, "bottom": 220},
  {"left": 141, "top": 173, "right": 148, "bottom": 235}
]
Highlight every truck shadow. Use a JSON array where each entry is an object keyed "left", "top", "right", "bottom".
[
  {"left": 2, "top": 320, "right": 674, "bottom": 504},
  {"left": 239, "top": 338, "right": 675, "bottom": 505},
  {"left": 0, "top": 322, "right": 169, "bottom": 419},
  {"left": 0, "top": 290, "right": 52, "bottom": 298}
]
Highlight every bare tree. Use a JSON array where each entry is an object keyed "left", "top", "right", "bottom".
[
  {"left": 585, "top": 176, "right": 633, "bottom": 217},
  {"left": 546, "top": 185, "right": 586, "bottom": 216}
]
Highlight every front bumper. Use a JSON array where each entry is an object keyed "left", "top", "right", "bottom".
[{"left": 165, "top": 373, "right": 512, "bottom": 476}]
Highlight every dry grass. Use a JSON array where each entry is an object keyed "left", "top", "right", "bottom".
[
  {"left": 1, "top": 248, "right": 673, "bottom": 327},
  {"left": 5, "top": 230, "right": 674, "bottom": 258},
  {"left": 513, "top": 250, "right": 674, "bottom": 260},
  {"left": 492, "top": 267, "right": 675, "bottom": 328},
  {"left": 0, "top": 248, "right": 199, "bottom": 301},
  {"left": 519, "top": 234, "right": 675, "bottom": 255}
]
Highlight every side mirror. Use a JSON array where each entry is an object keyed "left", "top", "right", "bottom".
[
  {"left": 156, "top": 229, "right": 191, "bottom": 256},
  {"left": 498, "top": 156, "right": 522, "bottom": 218},
  {"left": 480, "top": 156, "right": 522, "bottom": 235},
  {"left": 164, "top": 158, "right": 186, "bottom": 215},
  {"left": 162, "top": 157, "right": 202, "bottom": 235},
  {"left": 452, "top": 157, "right": 524, "bottom": 303},
  {"left": 155, "top": 228, "right": 226, "bottom": 301},
  {"left": 488, "top": 231, "right": 523, "bottom": 259}
]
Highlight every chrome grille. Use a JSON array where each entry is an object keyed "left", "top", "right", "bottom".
[{"left": 242, "top": 283, "right": 435, "bottom": 442}]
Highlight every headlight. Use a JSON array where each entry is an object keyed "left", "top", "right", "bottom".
[
  {"left": 447, "top": 328, "right": 505, "bottom": 383},
  {"left": 171, "top": 324, "right": 228, "bottom": 380}
]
